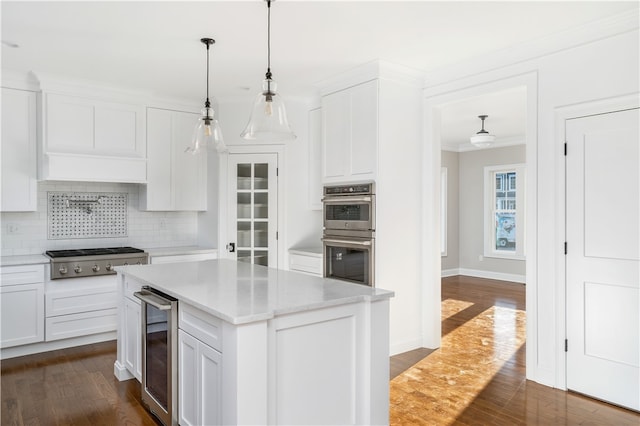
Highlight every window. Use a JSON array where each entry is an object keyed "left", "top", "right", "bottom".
[{"left": 484, "top": 164, "right": 525, "bottom": 260}]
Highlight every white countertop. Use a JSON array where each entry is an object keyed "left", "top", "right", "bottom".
[
  {"left": 0, "top": 254, "right": 50, "bottom": 267},
  {"left": 143, "top": 246, "right": 217, "bottom": 257},
  {"left": 117, "top": 259, "right": 393, "bottom": 325}
]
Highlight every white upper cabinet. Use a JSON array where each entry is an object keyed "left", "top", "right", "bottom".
[
  {"left": 1, "top": 88, "right": 38, "bottom": 212},
  {"left": 140, "top": 108, "right": 207, "bottom": 211},
  {"left": 39, "top": 78, "right": 147, "bottom": 183},
  {"left": 321, "top": 79, "right": 378, "bottom": 183}
]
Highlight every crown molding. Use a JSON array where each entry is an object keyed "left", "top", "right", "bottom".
[
  {"left": 316, "top": 59, "right": 425, "bottom": 96},
  {"left": 424, "top": 8, "right": 639, "bottom": 89},
  {"left": 1, "top": 69, "right": 40, "bottom": 91}
]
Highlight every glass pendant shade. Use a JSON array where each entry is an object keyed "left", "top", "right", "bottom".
[
  {"left": 187, "top": 107, "right": 227, "bottom": 154},
  {"left": 186, "top": 37, "right": 226, "bottom": 154},
  {"left": 470, "top": 115, "right": 495, "bottom": 147},
  {"left": 241, "top": 78, "right": 296, "bottom": 142}
]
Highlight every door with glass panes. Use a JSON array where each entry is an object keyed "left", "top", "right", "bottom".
[{"left": 226, "top": 154, "right": 278, "bottom": 267}]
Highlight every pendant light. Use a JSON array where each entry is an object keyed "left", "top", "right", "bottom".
[
  {"left": 186, "top": 38, "right": 227, "bottom": 154},
  {"left": 470, "top": 115, "right": 496, "bottom": 147},
  {"left": 240, "top": 0, "right": 296, "bottom": 142}
]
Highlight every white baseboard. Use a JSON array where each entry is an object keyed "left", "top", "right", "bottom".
[
  {"left": 442, "top": 267, "right": 525, "bottom": 284},
  {"left": 390, "top": 337, "right": 424, "bottom": 356},
  {"left": 0, "top": 331, "right": 116, "bottom": 360}
]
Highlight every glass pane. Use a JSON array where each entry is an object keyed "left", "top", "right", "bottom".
[
  {"left": 254, "top": 193, "right": 268, "bottom": 219},
  {"left": 327, "top": 246, "right": 367, "bottom": 284},
  {"left": 254, "top": 222, "right": 268, "bottom": 248},
  {"left": 237, "top": 250, "right": 252, "bottom": 263},
  {"left": 495, "top": 212, "right": 516, "bottom": 251},
  {"left": 237, "top": 164, "right": 251, "bottom": 190},
  {"left": 325, "top": 203, "right": 369, "bottom": 221},
  {"left": 254, "top": 250, "right": 268, "bottom": 267},
  {"left": 254, "top": 163, "right": 268, "bottom": 189},
  {"left": 145, "top": 304, "right": 168, "bottom": 410},
  {"left": 237, "top": 193, "right": 251, "bottom": 219},
  {"left": 237, "top": 222, "right": 251, "bottom": 248}
]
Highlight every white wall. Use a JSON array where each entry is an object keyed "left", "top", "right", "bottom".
[
  {"left": 1, "top": 181, "right": 198, "bottom": 255},
  {"left": 424, "top": 25, "right": 639, "bottom": 387},
  {"left": 458, "top": 145, "right": 525, "bottom": 280},
  {"left": 441, "top": 151, "right": 459, "bottom": 273}
]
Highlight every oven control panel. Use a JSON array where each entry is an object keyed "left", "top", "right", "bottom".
[{"left": 323, "top": 182, "right": 374, "bottom": 196}]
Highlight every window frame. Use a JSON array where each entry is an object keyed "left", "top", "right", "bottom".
[{"left": 483, "top": 163, "right": 526, "bottom": 260}]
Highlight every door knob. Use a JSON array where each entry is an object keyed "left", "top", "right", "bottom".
[{"left": 226, "top": 242, "right": 236, "bottom": 253}]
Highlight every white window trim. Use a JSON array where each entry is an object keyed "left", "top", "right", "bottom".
[
  {"left": 441, "top": 167, "right": 447, "bottom": 257},
  {"left": 484, "top": 163, "right": 526, "bottom": 260}
]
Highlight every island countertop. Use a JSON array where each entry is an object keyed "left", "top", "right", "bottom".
[{"left": 116, "top": 259, "right": 393, "bottom": 325}]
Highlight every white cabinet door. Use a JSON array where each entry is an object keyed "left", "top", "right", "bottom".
[
  {"left": 199, "top": 340, "right": 222, "bottom": 426},
  {"left": 124, "top": 297, "right": 142, "bottom": 381},
  {"left": 172, "top": 111, "right": 207, "bottom": 210},
  {"left": 308, "top": 107, "right": 322, "bottom": 210},
  {"left": 179, "top": 330, "right": 199, "bottom": 426},
  {"left": 45, "top": 93, "right": 144, "bottom": 157},
  {"left": 0, "top": 283, "right": 45, "bottom": 348},
  {"left": 1, "top": 88, "right": 37, "bottom": 212},
  {"left": 321, "top": 80, "right": 378, "bottom": 183},
  {"left": 179, "top": 329, "right": 222, "bottom": 426},
  {"left": 143, "top": 108, "right": 206, "bottom": 211}
]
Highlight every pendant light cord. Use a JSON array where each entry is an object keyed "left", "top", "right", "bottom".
[
  {"left": 266, "top": 0, "right": 272, "bottom": 80},
  {"left": 205, "top": 41, "right": 211, "bottom": 109}
]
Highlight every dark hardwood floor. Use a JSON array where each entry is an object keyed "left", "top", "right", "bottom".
[{"left": 2, "top": 275, "right": 638, "bottom": 425}]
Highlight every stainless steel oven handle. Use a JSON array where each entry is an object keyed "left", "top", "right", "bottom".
[
  {"left": 134, "top": 291, "right": 173, "bottom": 310},
  {"left": 321, "top": 196, "right": 372, "bottom": 203},
  {"left": 322, "top": 237, "right": 372, "bottom": 246}
]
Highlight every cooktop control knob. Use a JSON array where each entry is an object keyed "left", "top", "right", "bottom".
[
  {"left": 74, "top": 265, "right": 82, "bottom": 273},
  {"left": 105, "top": 264, "right": 113, "bottom": 272},
  {"left": 92, "top": 264, "right": 100, "bottom": 272},
  {"left": 59, "top": 266, "right": 68, "bottom": 275}
]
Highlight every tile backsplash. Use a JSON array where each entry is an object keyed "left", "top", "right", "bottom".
[
  {"left": 1, "top": 181, "right": 199, "bottom": 256},
  {"left": 48, "top": 191, "right": 128, "bottom": 239}
]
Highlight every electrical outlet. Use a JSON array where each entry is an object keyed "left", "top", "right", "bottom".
[
  {"left": 478, "top": 255, "right": 484, "bottom": 261},
  {"left": 6, "top": 223, "right": 20, "bottom": 234},
  {"left": 159, "top": 219, "right": 167, "bottom": 230}
]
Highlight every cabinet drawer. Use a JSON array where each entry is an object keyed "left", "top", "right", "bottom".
[
  {"left": 46, "top": 287, "right": 117, "bottom": 317},
  {"left": 150, "top": 253, "right": 217, "bottom": 264},
  {"left": 45, "top": 308, "right": 117, "bottom": 341},
  {"left": 289, "top": 253, "right": 323, "bottom": 276},
  {"left": 179, "top": 303, "right": 222, "bottom": 352},
  {"left": 0, "top": 264, "right": 44, "bottom": 286}
]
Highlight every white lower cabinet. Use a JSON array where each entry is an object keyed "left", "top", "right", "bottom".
[
  {"left": 124, "top": 297, "right": 142, "bottom": 381},
  {"left": 0, "top": 264, "right": 45, "bottom": 348},
  {"left": 178, "top": 329, "right": 222, "bottom": 426}
]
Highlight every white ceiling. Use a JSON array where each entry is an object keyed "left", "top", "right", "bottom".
[{"left": 2, "top": 1, "right": 636, "bottom": 147}]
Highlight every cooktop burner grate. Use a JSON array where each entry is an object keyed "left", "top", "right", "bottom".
[{"left": 45, "top": 247, "right": 145, "bottom": 258}]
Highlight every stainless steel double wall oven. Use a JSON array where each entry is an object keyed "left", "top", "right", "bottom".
[{"left": 322, "top": 182, "right": 375, "bottom": 286}]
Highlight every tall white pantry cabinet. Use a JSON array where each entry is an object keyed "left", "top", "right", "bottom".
[{"left": 319, "top": 62, "right": 424, "bottom": 354}]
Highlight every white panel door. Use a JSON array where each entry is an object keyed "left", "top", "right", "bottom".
[
  {"left": 226, "top": 154, "right": 278, "bottom": 268},
  {"left": 566, "top": 108, "right": 639, "bottom": 411}
]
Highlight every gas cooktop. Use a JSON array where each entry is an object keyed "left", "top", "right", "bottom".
[
  {"left": 45, "top": 247, "right": 145, "bottom": 258},
  {"left": 45, "top": 247, "right": 148, "bottom": 279}
]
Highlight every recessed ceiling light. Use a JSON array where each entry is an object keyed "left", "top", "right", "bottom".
[{"left": 2, "top": 40, "right": 20, "bottom": 48}]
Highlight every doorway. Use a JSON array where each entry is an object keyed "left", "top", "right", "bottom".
[{"left": 422, "top": 73, "right": 537, "bottom": 383}]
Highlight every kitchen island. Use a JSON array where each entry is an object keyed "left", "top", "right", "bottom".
[{"left": 114, "top": 259, "right": 393, "bottom": 425}]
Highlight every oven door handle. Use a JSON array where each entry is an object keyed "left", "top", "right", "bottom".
[
  {"left": 322, "top": 237, "right": 372, "bottom": 247},
  {"left": 134, "top": 291, "right": 173, "bottom": 310},
  {"left": 321, "top": 196, "right": 372, "bottom": 203}
]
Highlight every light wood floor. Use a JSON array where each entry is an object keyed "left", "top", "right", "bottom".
[{"left": 1, "top": 276, "right": 638, "bottom": 425}]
